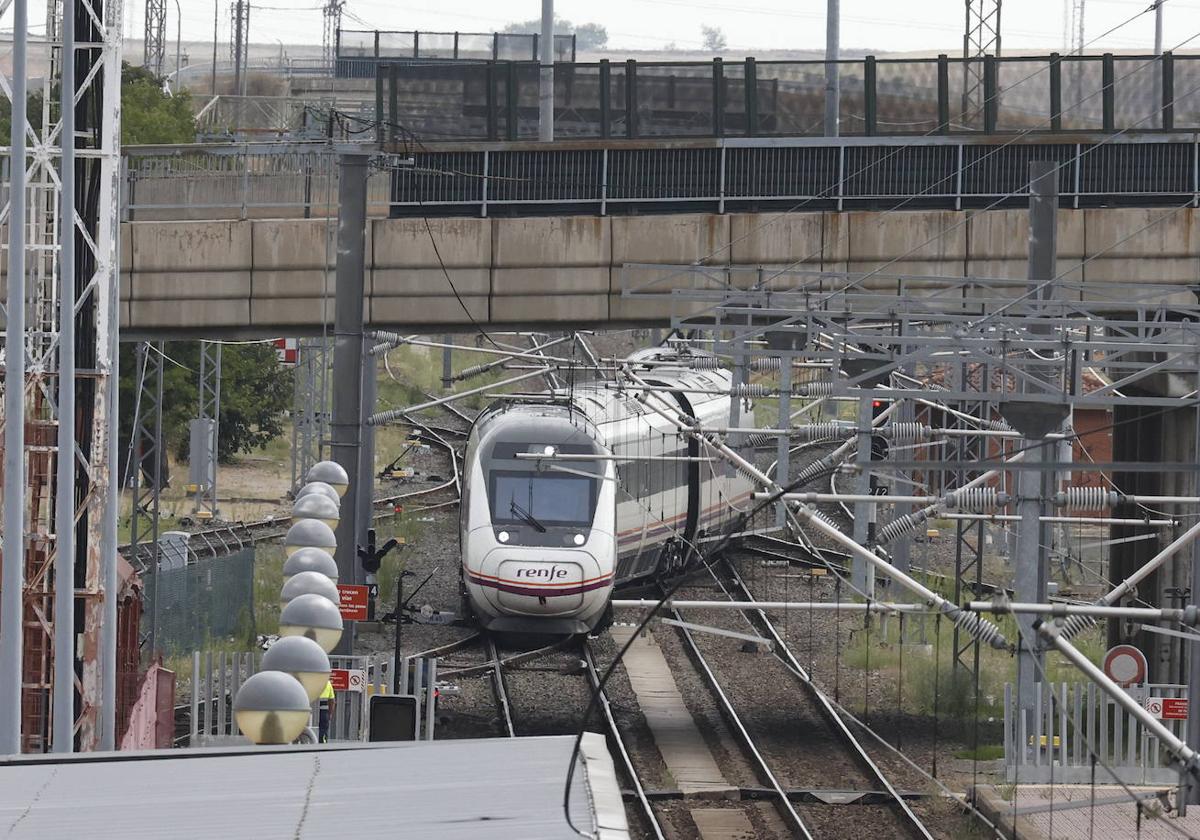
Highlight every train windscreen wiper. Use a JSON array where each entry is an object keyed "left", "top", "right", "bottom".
[{"left": 510, "top": 498, "right": 547, "bottom": 533}]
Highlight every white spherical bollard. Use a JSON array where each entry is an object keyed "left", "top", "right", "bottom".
[
  {"left": 282, "top": 547, "right": 339, "bottom": 583},
  {"left": 233, "top": 670, "right": 313, "bottom": 745},
  {"left": 307, "top": 461, "right": 349, "bottom": 497},
  {"left": 284, "top": 519, "right": 337, "bottom": 557},
  {"left": 280, "top": 570, "right": 340, "bottom": 613},
  {"left": 260, "top": 635, "right": 331, "bottom": 702},
  {"left": 279, "top": 593, "right": 344, "bottom": 654}
]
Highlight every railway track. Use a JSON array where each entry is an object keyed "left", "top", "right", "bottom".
[
  {"left": 121, "top": 411, "right": 466, "bottom": 564},
  {"left": 662, "top": 564, "right": 933, "bottom": 839}
]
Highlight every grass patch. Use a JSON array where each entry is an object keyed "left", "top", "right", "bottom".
[{"left": 954, "top": 743, "right": 1005, "bottom": 761}]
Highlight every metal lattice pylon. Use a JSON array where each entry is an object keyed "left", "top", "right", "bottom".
[
  {"left": 1065, "top": 0, "right": 1085, "bottom": 54},
  {"left": 322, "top": 0, "right": 344, "bottom": 70},
  {"left": 962, "top": 0, "right": 1002, "bottom": 128},
  {"left": 143, "top": 0, "right": 166, "bottom": 76},
  {"left": 291, "top": 337, "right": 331, "bottom": 494},
  {"left": 191, "top": 341, "right": 221, "bottom": 519},
  {"left": 230, "top": 0, "right": 249, "bottom": 96},
  {"left": 129, "top": 342, "right": 164, "bottom": 653},
  {"left": 0, "top": 0, "right": 124, "bottom": 754}
]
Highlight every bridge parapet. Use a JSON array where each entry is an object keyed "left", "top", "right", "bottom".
[{"left": 116, "top": 206, "right": 1200, "bottom": 338}]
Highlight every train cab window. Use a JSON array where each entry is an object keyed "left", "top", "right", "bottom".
[{"left": 489, "top": 471, "right": 597, "bottom": 528}]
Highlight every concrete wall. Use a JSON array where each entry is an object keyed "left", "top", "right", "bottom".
[{"left": 118, "top": 206, "right": 1200, "bottom": 337}]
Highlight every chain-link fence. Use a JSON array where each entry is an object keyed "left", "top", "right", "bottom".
[{"left": 143, "top": 546, "right": 256, "bottom": 655}]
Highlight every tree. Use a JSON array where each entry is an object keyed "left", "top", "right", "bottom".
[
  {"left": 701, "top": 24, "right": 727, "bottom": 52},
  {"left": 119, "top": 342, "right": 293, "bottom": 476},
  {"left": 502, "top": 14, "right": 608, "bottom": 52},
  {"left": 0, "top": 62, "right": 195, "bottom": 146},
  {"left": 574, "top": 23, "right": 608, "bottom": 51},
  {"left": 120, "top": 62, "right": 195, "bottom": 145}
]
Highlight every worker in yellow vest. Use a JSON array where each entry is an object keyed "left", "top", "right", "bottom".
[{"left": 319, "top": 680, "right": 336, "bottom": 743}]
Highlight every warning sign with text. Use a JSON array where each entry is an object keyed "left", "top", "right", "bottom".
[
  {"left": 1144, "top": 697, "right": 1188, "bottom": 720},
  {"left": 330, "top": 668, "right": 367, "bottom": 693},
  {"left": 336, "top": 584, "right": 370, "bottom": 621}
]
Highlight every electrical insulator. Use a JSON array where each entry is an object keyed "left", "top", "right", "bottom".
[
  {"left": 944, "top": 487, "right": 1004, "bottom": 512},
  {"left": 731, "top": 383, "right": 771, "bottom": 398},
  {"left": 884, "top": 422, "right": 931, "bottom": 444},
  {"left": 1055, "top": 487, "right": 1118, "bottom": 511}
]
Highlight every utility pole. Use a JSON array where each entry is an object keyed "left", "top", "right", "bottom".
[
  {"left": 52, "top": 0, "right": 77, "bottom": 753},
  {"left": 851, "top": 396, "right": 875, "bottom": 595},
  {"left": 0, "top": 0, "right": 29, "bottom": 756},
  {"left": 1008, "top": 161, "right": 1061, "bottom": 743},
  {"left": 211, "top": 0, "right": 218, "bottom": 95},
  {"left": 823, "top": 0, "right": 839, "bottom": 137},
  {"left": 330, "top": 153, "right": 369, "bottom": 655},
  {"left": 1185, "top": 358, "right": 1200, "bottom": 812},
  {"left": 231, "top": 0, "right": 248, "bottom": 97},
  {"left": 539, "top": 0, "right": 554, "bottom": 141}
]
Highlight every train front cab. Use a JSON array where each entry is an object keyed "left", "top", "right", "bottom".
[{"left": 461, "top": 415, "right": 617, "bottom": 635}]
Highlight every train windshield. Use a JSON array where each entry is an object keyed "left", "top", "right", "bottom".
[{"left": 489, "top": 471, "right": 596, "bottom": 528}]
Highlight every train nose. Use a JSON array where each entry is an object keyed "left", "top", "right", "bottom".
[{"left": 481, "top": 550, "right": 608, "bottom": 617}]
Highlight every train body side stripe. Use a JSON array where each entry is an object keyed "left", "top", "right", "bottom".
[{"left": 466, "top": 571, "right": 614, "bottom": 598}]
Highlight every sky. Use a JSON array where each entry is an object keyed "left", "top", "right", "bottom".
[
  {"left": 129, "top": 0, "right": 1195, "bottom": 55},
  {"left": 3, "top": 0, "right": 1196, "bottom": 55}
]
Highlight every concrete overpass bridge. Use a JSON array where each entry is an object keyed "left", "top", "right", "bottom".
[{"left": 117, "top": 134, "right": 1200, "bottom": 338}]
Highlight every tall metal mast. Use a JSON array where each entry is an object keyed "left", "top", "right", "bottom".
[
  {"left": 962, "top": 0, "right": 1002, "bottom": 128},
  {"left": 143, "top": 0, "right": 166, "bottom": 76},
  {"left": 0, "top": 0, "right": 123, "bottom": 753},
  {"left": 322, "top": 0, "right": 343, "bottom": 70}
]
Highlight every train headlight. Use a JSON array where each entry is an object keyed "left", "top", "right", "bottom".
[
  {"left": 498, "top": 531, "right": 510, "bottom": 543},
  {"left": 543, "top": 445, "right": 556, "bottom": 455},
  {"left": 573, "top": 533, "right": 585, "bottom": 546}
]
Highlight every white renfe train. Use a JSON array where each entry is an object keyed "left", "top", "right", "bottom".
[{"left": 459, "top": 348, "right": 755, "bottom": 635}]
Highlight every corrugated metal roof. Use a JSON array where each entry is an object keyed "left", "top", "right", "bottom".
[{"left": 0, "top": 734, "right": 629, "bottom": 839}]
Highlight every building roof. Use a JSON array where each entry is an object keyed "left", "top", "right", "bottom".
[{"left": 0, "top": 734, "right": 629, "bottom": 840}]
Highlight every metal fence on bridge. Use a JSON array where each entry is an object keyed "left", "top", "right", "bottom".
[
  {"left": 336, "top": 28, "right": 577, "bottom": 78},
  {"left": 119, "top": 136, "right": 1200, "bottom": 221},
  {"left": 374, "top": 53, "right": 1196, "bottom": 142}
]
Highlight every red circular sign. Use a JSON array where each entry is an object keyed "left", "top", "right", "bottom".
[{"left": 1103, "top": 645, "right": 1147, "bottom": 687}]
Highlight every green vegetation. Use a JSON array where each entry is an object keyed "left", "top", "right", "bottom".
[
  {"left": 118, "top": 341, "right": 292, "bottom": 472},
  {"left": 0, "top": 62, "right": 195, "bottom": 146},
  {"left": 954, "top": 744, "right": 1006, "bottom": 761},
  {"left": 120, "top": 63, "right": 195, "bottom": 145}
]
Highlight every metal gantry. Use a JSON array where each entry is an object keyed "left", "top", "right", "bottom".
[{"left": 0, "top": 0, "right": 124, "bottom": 754}]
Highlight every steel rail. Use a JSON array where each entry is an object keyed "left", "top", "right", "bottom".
[
  {"left": 581, "top": 641, "right": 666, "bottom": 840},
  {"left": 666, "top": 599, "right": 815, "bottom": 839},
  {"left": 718, "top": 560, "right": 935, "bottom": 840},
  {"left": 486, "top": 636, "right": 516, "bottom": 738}
]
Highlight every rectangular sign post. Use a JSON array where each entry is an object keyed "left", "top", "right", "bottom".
[
  {"left": 1144, "top": 696, "right": 1189, "bottom": 720},
  {"left": 330, "top": 668, "right": 367, "bottom": 693},
  {"left": 337, "top": 583, "right": 370, "bottom": 621}
]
